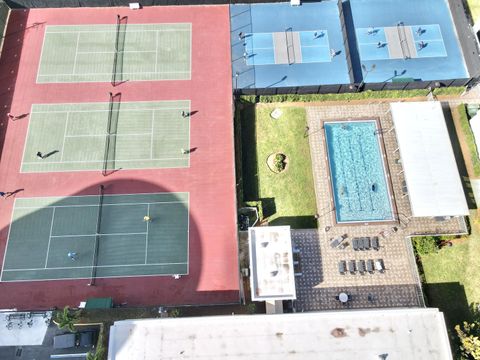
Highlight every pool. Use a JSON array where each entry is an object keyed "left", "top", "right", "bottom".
[{"left": 324, "top": 121, "right": 394, "bottom": 223}]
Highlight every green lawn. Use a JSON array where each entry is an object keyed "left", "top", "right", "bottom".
[
  {"left": 239, "top": 105, "right": 317, "bottom": 228},
  {"left": 420, "top": 215, "right": 480, "bottom": 354}
]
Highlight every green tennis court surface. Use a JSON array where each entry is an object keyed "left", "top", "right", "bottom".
[
  {"left": 37, "top": 23, "right": 191, "bottom": 83},
  {"left": 1, "top": 192, "right": 189, "bottom": 282},
  {"left": 21, "top": 100, "right": 190, "bottom": 173}
]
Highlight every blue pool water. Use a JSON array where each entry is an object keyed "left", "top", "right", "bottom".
[{"left": 324, "top": 121, "right": 394, "bottom": 223}]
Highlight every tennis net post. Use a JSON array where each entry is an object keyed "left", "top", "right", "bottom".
[{"left": 88, "top": 184, "right": 105, "bottom": 286}]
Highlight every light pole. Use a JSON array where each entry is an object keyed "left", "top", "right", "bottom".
[
  {"left": 357, "top": 64, "right": 376, "bottom": 92},
  {"left": 235, "top": 72, "right": 239, "bottom": 92}
]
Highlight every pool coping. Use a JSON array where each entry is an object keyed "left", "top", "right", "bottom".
[{"left": 320, "top": 117, "right": 399, "bottom": 226}]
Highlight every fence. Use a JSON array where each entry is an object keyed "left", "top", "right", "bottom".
[
  {"left": 235, "top": 77, "right": 475, "bottom": 96},
  {"left": 5, "top": 0, "right": 303, "bottom": 8}
]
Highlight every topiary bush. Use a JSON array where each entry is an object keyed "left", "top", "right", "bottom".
[{"left": 274, "top": 153, "right": 286, "bottom": 172}]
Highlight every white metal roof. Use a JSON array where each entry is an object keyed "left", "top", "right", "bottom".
[
  {"left": 390, "top": 102, "right": 468, "bottom": 217},
  {"left": 248, "top": 226, "right": 296, "bottom": 301},
  {"left": 470, "top": 113, "right": 480, "bottom": 158},
  {"left": 0, "top": 311, "right": 52, "bottom": 346},
  {"left": 107, "top": 308, "right": 452, "bottom": 360}
]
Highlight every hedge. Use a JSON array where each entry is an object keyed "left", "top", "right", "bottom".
[
  {"left": 239, "top": 87, "right": 465, "bottom": 104},
  {"left": 457, "top": 104, "right": 480, "bottom": 177}
]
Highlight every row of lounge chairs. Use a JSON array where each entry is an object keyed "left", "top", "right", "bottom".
[
  {"left": 352, "top": 237, "right": 379, "bottom": 251},
  {"left": 338, "top": 259, "right": 385, "bottom": 275}
]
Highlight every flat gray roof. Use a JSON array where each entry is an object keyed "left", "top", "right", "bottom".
[
  {"left": 391, "top": 101, "right": 468, "bottom": 217},
  {"left": 108, "top": 308, "right": 452, "bottom": 360}
]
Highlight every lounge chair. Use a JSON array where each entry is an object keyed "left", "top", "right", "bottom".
[
  {"left": 371, "top": 237, "right": 380, "bottom": 250},
  {"left": 363, "top": 237, "right": 371, "bottom": 250},
  {"left": 358, "top": 260, "right": 366, "bottom": 274},
  {"left": 352, "top": 238, "right": 360, "bottom": 251},
  {"left": 348, "top": 260, "right": 356, "bottom": 274},
  {"left": 358, "top": 238, "right": 365, "bottom": 251},
  {"left": 375, "top": 259, "right": 385, "bottom": 273},
  {"left": 367, "top": 259, "right": 375, "bottom": 273},
  {"left": 338, "top": 260, "right": 347, "bottom": 275}
]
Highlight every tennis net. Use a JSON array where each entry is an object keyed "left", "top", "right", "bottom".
[
  {"left": 102, "top": 93, "right": 120, "bottom": 176},
  {"left": 397, "top": 23, "right": 411, "bottom": 59},
  {"left": 285, "top": 27, "right": 295, "bottom": 65},
  {"left": 88, "top": 185, "right": 105, "bottom": 286},
  {"left": 111, "top": 15, "right": 121, "bottom": 85},
  {"left": 111, "top": 15, "right": 127, "bottom": 86}
]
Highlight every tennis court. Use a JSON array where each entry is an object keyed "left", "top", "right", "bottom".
[
  {"left": 1, "top": 191, "right": 189, "bottom": 282},
  {"left": 245, "top": 30, "right": 331, "bottom": 66},
  {"left": 21, "top": 100, "right": 190, "bottom": 173},
  {"left": 355, "top": 24, "right": 447, "bottom": 61},
  {"left": 37, "top": 21, "right": 191, "bottom": 83}
]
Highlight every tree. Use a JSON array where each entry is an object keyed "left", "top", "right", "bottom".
[
  {"left": 455, "top": 321, "right": 480, "bottom": 359},
  {"left": 54, "top": 306, "right": 79, "bottom": 333},
  {"left": 86, "top": 346, "right": 105, "bottom": 360}
]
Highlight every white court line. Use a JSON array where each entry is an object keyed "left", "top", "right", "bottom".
[
  {"left": 150, "top": 110, "right": 155, "bottom": 159},
  {"left": 0, "top": 197, "right": 18, "bottom": 281},
  {"left": 22, "top": 157, "right": 186, "bottom": 165},
  {"left": 358, "top": 41, "right": 390, "bottom": 46},
  {"left": 50, "top": 232, "right": 147, "bottom": 238},
  {"left": 38, "top": 70, "right": 190, "bottom": 77},
  {"left": 71, "top": 33, "right": 81, "bottom": 75},
  {"left": 16, "top": 191, "right": 189, "bottom": 200},
  {"left": 145, "top": 204, "right": 150, "bottom": 264},
  {"left": 31, "top": 106, "right": 185, "bottom": 114},
  {"left": 3, "top": 261, "right": 188, "bottom": 272},
  {"left": 155, "top": 30, "right": 159, "bottom": 73},
  {"left": 300, "top": 45, "right": 330, "bottom": 49},
  {"left": 44, "top": 208, "right": 56, "bottom": 268},
  {"left": 77, "top": 50, "right": 157, "bottom": 55},
  {"left": 60, "top": 112, "right": 69, "bottom": 161},
  {"left": 15, "top": 200, "right": 187, "bottom": 210},
  {"left": 64, "top": 133, "right": 152, "bottom": 138},
  {"left": 46, "top": 29, "right": 190, "bottom": 34}
]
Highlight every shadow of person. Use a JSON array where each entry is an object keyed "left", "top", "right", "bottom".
[
  {"left": 42, "top": 150, "right": 59, "bottom": 159},
  {"left": 6, "top": 188, "right": 24, "bottom": 198}
]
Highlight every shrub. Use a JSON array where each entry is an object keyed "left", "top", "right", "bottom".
[
  {"left": 274, "top": 153, "right": 286, "bottom": 172},
  {"left": 238, "top": 87, "right": 465, "bottom": 104},
  {"left": 456, "top": 321, "right": 480, "bottom": 359},
  {"left": 169, "top": 308, "right": 181, "bottom": 318},
  {"left": 245, "top": 200, "right": 264, "bottom": 221},
  {"left": 411, "top": 236, "right": 439, "bottom": 255}
]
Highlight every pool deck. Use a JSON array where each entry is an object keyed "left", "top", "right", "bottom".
[{"left": 284, "top": 102, "right": 468, "bottom": 311}]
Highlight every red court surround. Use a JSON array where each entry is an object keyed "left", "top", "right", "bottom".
[{"left": 0, "top": 5, "right": 239, "bottom": 309}]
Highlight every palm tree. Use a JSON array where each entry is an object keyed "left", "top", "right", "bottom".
[{"left": 54, "top": 306, "right": 79, "bottom": 333}]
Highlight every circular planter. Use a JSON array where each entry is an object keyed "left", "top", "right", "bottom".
[{"left": 266, "top": 152, "right": 288, "bottom": 174}]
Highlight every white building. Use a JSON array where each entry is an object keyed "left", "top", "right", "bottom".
[{"left": 108, "top": 308, "right": 452, "bottom": 360}]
